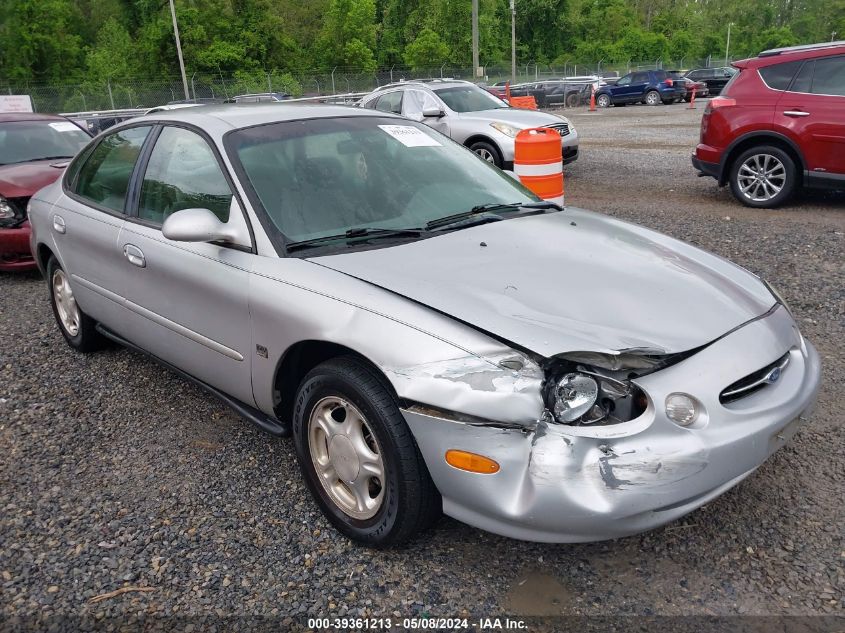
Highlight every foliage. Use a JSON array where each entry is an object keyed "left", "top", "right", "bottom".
[{"left": 0, "top": 0, "right": 840, "bottom": 85}]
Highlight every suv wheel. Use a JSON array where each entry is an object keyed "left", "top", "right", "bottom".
[
  {"left": 596, "top": 94, "right": 611, "bottom": 108},
  {"left": 645, "top": 90, "right": 661, "bottom": 106},
  {"left": 469, "top": 141, "right": 502, "bottom": 168},
  {"left": 729, "top": 146, "right": 797, "bottom": 208},
  {"left": 292, "top": 357, "right": 441, "bottom": 546}
]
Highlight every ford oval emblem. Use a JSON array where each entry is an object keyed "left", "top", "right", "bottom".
[{"left": 765, "top": 367, "right": 782, "bottom": 384}]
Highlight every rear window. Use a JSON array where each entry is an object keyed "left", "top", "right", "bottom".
[{"left": 759, "top": 60, "right": 803, "bottom": 90}]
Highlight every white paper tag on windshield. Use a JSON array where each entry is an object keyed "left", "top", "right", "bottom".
[
  {"left": 49, "top": 121, "right": 81, "bottom": 133},
  {"left": 378, "top": 125, "right": 441, "bottom": 147}
]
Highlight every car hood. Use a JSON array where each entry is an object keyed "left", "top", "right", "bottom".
[
  {"left": 311, "top": 209, "right": 775, "bottom": 358},
  {"left": 0, "top": 160, "right": 67, "bottom": 198},
  {"left": 457, "top": 108, "right": 568, "bottom": 128}
]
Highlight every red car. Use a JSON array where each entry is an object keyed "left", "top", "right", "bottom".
[
  {"left": 0, "top": 113, "right": 90, "bottom": 271},
  {"left": 693, "top": 41, "right": 845, "bottom": 207}
]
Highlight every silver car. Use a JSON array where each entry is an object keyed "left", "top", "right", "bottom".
[
  {"left": 359, "top": 80, "right": 579, "bottom": 168},
  {"left": 29, "top": 105, "right": 820, "bottom": 545}
]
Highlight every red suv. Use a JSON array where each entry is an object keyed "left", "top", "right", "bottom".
[{"left": 693, "top": 41, "right": 845, "bottom": 208}]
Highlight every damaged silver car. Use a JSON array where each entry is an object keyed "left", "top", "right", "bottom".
[{"left": 28, "top": 105, "right": 821, "bottom": 545}]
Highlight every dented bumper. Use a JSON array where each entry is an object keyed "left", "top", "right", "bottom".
[{"left": 402, "top": 306, "right": 821, "bottom": 542}]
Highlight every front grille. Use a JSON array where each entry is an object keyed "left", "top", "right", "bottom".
[
  {"left": 544, "top": 122, "right": 571, "bottom": 137},
  {"left": 720, "top": 352, "right": 790, "bottom": 404}
]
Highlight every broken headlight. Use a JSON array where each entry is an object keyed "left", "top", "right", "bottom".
[{"left": 546, "top": 361, "right": 649, "bottom": 426}]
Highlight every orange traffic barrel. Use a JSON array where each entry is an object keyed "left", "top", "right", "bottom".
[{"left": 514, "top": 127, "right": 564, "bottom": 206}]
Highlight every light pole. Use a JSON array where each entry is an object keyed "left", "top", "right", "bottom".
[
  {"left": 471, "top": 0, "right": 480, "bottom": 78},
  {"left": 724, "top": 22, "right": 732, "bottom": 67},
  {"left": 510, "top": 0, "right": 516, "bottom": 83},
  {"left": 169, "top": 0, "right": 190, "bottom": 100}
]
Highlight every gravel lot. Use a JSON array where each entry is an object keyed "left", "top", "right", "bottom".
[{"left": 1, "top": 102, "right": 843, "bottom": 630}]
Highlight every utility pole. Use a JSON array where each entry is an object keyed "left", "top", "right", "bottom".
[
  {"left": 833, "top": 31, "right": 838, "bottom": 42},
  {"left": 724, "top": 22, "right": 732, "bottom": 67},
  {"left": 510, "top": 0, "right": 516, "bottom": 83},
  {"left": 169, "top": 0, "right": 190, "bottom": 100},
  {"left": 471, "top": 0, "right": 480, "bottom": 78}
]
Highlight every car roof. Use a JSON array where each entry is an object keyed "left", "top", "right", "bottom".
[
  {"left": 0, "top": 112, "right": 67, "bottom": 123},
  {"left": 134, "top": 103, "right": 394, "bottom": 135},
  {"left": 759, "top": 40, "right": 845, "bottom": 57},
  {"left": 739, "top": 41, "right": 845, "bottom": 68}
]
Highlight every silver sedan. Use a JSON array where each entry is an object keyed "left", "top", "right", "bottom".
[{"left": 28, "top": 105, "right": 820, "bottom": 545}]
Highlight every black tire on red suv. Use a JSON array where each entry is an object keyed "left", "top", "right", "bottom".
[{"left": 728, "top": 145, "right": 798, "bottom": 208}]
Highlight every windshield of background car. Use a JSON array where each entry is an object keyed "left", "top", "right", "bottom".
[
  {"left": 0, "top": 120, "right": 89, "bottom": 165},
  {"left": 226, "top": 116, "right": 541, "bottom": 244},
  {"left": 433, "top": 85, "right": 508, "bottom": 112}
]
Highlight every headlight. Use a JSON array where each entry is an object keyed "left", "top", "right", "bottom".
[
  {"left": 763, "top": 279, "right": 793, "bottom": 317},
  {"left": 0, "top": 196, "right": 16, "bottom": 221},
  {"left": 665, "top": 393, "right": 700, "bottom": 427},
  {"left": 553, "top": 373, "right": 599, "bottom": 422},
  {"left": 490, "top": 122, "right": 521, "bottom": 138}
]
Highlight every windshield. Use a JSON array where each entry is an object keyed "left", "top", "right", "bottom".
[
  {"left": 226, "top": 116, "right": 541, "bottom": 246},
  {"left": 0, "top": 120, "right": 89, "bottom": 165},
  {"left": 433, "top": 86, "right": 508, "bottom": 112}
]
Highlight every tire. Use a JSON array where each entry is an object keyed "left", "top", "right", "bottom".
[
  {"left": 469, "top": 140, "right": 502, "bottom": 168},
  {"left": 596, "top": 93, "right": 611, "bottom": 108},
  {"left": 565, "top": 92, "right": 580, "bottom": 108},
  {"left": 645, "top": 90, "right": 661, "bottom": 106},
  {"left": 292, "top": 356, "right": 441, "bottom": 546},
  {"left": 729, "top": 145, "right": 797, "bottom": 208},
  {"left": 47, "top": 256, "right": 106, "bottom": 352}
]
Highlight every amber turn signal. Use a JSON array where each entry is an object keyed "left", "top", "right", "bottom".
[{"left": 445, "top": 450, "right": 500, "bottom": 474}]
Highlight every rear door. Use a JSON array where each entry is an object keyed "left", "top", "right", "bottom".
[{"left": 775, "top": 55, "right": 845, "bottom": 180}]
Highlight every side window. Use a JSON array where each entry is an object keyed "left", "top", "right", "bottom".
[
  {"left": 687, "top": 71, "right": 701, "bottom": 80},
  {"left": 789, "top": 61, "right": 815, "bottom": 93},
  {"left": 402, "top": 90, "right": 441, "bottom": 118},
  {"left": 138, "top": 127, "right": 233, "bottom": 225},
  {"left": 759, "top": 60, "right": 803, "bottom": 91},
  {"left": 376, "top": 91, "right": 403, "bottom": 114},
  {"left": 362, "top": 96, "right": 379, "bottom": 109},
  {"left": 616, "top": 75, "right": 632, "bottom": 86},
  {"left": 74, "top": 126, "right": 150, "bottom": 213},
  {"left": 810, "top": 56, "right": 845, "bottom": 96},
  {"left": 631, "top": 72, "right": 649, "bottom": 84}
]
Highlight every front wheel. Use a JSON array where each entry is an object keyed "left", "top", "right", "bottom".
[
  {"left": 469, "top": 141, "right": 502, "bottom": 168},
  {"left": 645, "top": 90, "right": 661, "bottom": 106},
  {"left": 292, "top": 357, "right": 441, "bottom": 546},
  {"left": 47, "top": 256, "right": 106, "bottom": 352},
  {"left": 596, "top": 93, "right": 611, "bottom": 108},
  {"left": 729, "top": 145, "right": 797, "bottom": 208}
]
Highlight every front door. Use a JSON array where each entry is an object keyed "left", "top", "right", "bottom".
[{"left": 117, "top": 125, "right": 255, "bottom": 405}]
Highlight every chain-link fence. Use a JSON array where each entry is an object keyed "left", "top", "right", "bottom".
[{"left": 0, "top": 56, "right": 738, "bottom": 114}]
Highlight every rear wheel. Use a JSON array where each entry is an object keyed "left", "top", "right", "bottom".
[
  {"left": 596, "top": 93, "right": 611, "bottom": 108},
  {"left": 729, "top": 145, "right": 797, "bottom": 208},
  {"left": 47, "top": 256, "right": 106, "bottom": 352},
  {"left": 645, "top": 90, "right": 661, "bottom": 106},
  {"left": 469, "top": 141, "right": 502, "bottom": 168},
  {"left": 292, "top": 357, "right": 441, "bottom": 546},
  {"left": 565, "top": 92, "right": 580, "bottom": 108}
]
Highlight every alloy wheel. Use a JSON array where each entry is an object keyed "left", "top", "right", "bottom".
[
  {"left": 52, "top": 268, "right": 80, "bottom": 337},
  {"left": 308, "top": 396, "right": 385, "bottom": 520},
  {"left": 646, "top": 91, "right": 660, "bottom": 105},
  {"left": 737, "top": 154, "right": 786, "bottom": 203},
  {"left": 475, "top": 148, "right": 495, "bottom": 163}
]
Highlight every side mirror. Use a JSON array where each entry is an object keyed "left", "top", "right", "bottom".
[
  {"left": 422, "top": 107, "right": 445, "bottom": 118},
  {"left": 162, "top": 208, "right": 239, "bottom": 244}
]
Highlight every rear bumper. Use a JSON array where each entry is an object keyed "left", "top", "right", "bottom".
[
  {"left": 692, "top": 153, "right": 720, "bottom": 179},
  {"left": 0, "top": 222, "right": 36, "bottom": 272}
]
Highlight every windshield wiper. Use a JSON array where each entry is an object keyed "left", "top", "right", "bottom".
[
  {"left": 19, "top": 156, "right": 74, "bottom": 163},
  {"left": 286, "top": 227, "right": 427, "bottom": 252},
  {"left": 424, "top": 201, "right": 560, "bottom": 231}
]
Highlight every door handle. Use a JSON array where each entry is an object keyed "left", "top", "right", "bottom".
[
  {"left": 52, "top": 215, "right": 66, "bottom": 234},
  {"left": 783, "top": 110, "right": 810, "bottom": 117},
  {"left": 123, "top": 244, "right": 146, "bottom": 268}
]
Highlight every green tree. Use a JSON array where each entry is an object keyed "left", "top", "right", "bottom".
[
  {"left": 318, "top": 0, "right": 378, "bottom": 69},
  {"left": 86, "top": 18, "right": 137, "bottom": 82},
  {"left": 404, "top": 28, "right": 450, "bottom": 70}
]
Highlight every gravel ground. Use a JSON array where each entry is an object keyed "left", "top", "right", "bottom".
[{"left": 1, "top": 102, "right": 843, "bottom": 630}]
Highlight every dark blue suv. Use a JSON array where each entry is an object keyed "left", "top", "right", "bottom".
[{"left": 595, "top": 70, "right": 681, "bottom": 107}]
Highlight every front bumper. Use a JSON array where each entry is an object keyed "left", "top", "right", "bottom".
[
  {"left": 403, "top": 305, "right": 820, "bottom": 542},
  {"left": 0, "top": 222, "right": 36, "bottom": 272}
]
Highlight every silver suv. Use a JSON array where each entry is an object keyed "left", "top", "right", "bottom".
[{"left": 360, "top": 80, "right": 578, "bottom": 168}]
